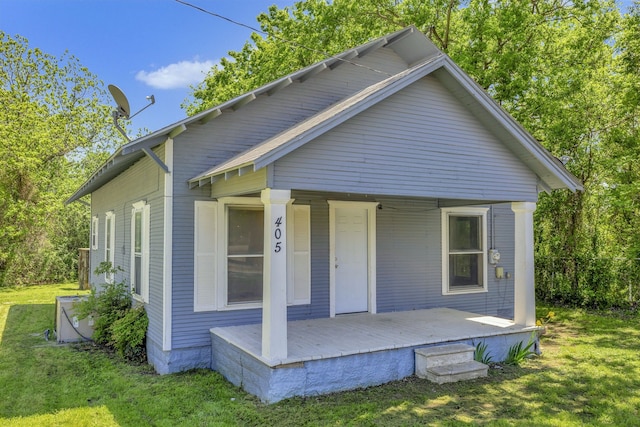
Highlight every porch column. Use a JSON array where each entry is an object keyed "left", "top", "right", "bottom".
[
  {"left": 511, "top": 202, "right": 537, "bottom": 326},
  {"left": 261, "top": 188, "right": 291, "bottom": 361}
]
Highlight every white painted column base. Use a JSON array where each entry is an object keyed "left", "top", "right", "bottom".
[
  {"left": 261, "top": 188, "right": 291, "bottom": 361},
  {"left": 512, "top": 202, "right": 537, "bottom": 326}
]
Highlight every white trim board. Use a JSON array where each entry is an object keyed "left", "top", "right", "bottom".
[{"left": 162, "top": 139, "right": 173, "bottom": 351}]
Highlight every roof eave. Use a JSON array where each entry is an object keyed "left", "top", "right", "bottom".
[{"left": 65, "top": 146, "right": 126, "bottom": 205}]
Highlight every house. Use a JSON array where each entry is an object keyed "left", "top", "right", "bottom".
[{"left": 67, "top": 27, "right": 581, "bottom": 402}]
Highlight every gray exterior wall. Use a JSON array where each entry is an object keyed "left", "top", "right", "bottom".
[
  {"left": 210, "top": 168, "right": 267, "bottom": 198},
  {"left": 273, "top": 75, "right": 538, "bottom": 202},
  {"left": 376, "top": 199, "right": 515, "bottom": 317},
  {"left": 295, "top": 192, "right": 515, "bottom": 318},
  {"left": 168, "top": 184, "right": 517, "bottom": 357},
  {"left": 90, "top": 144, "right": 167, "bottom": 351},
  {"left": 84, "top": 32, "right": 547, "bottom": 376}
]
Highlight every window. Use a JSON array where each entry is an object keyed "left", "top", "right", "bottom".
[
  {"left": 194, "top": 198, "right": 311, "bottom": 311},
  {"left": 104, "top": 211, "right": 115, "bottom": 282},
  {"left": 227, "top": 206, "right": 264, "bottom": 305},
  {"left": 91, "top": 216, "right": 99, "bottom": 250},
  {"left": 131, "top": 201, "right": 149, "bottom": 302},
  {"left": 441, "top": 207, "right": 488, "bottom": 294}
]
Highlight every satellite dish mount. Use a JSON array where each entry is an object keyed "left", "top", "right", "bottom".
[{"left": 108, "top": 84, "right": 155, "bottom": 142}]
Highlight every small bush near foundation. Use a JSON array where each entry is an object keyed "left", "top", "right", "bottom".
[
  {"left": 111, "top": 305, "right": 148, "bottom": 363},
  {"left": 75, "top": 262, "right": 148, "bottom": 363}
]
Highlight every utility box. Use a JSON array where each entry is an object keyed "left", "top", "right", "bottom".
[{"left": 55, "top": 296, "right": 94, "bottom": 343}]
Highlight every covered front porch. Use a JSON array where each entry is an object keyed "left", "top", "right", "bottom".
[
  {"left": 258, "top": 189, "right": 538, "bottom": 361},
  {"left": 210, "top": 307, "right": 539, "bottom": 402}
]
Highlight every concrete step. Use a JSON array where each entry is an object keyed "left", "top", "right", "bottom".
[
  {"left": 414, "top": 343, "right": 475, "bottom": 371},
  {"left": 423, "top": 360, "right": 489, "bottom": 384}
]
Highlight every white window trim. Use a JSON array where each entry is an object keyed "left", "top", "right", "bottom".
[
  {"left": 91, "top": 216, "right": 99, "bottom": 250},
  {"left": 216, "top": 197, "right": 264, "bottom": 311},
  {"left": 104, "top": 211, "right": 115, "bottom": 283},
  {"left": 131, "top": 201, "right": 150, "bottom": 303},
  {"left": 441, "top": 207, "right": 489, "bottom": 295}
]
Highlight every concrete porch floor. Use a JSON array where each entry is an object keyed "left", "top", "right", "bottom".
[{"left": 210, "top": 307, "right": 538, "bottom": 367}]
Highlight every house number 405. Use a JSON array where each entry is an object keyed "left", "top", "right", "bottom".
[{"left": 274, "top": 216, "right": 283, "bottom": 253}]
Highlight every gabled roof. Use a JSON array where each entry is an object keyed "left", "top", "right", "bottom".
[
  {"left": 188, "top": 53, "right": 446, "bottom": 187},
  {"left": 65, "top": 26, "right": 432, "bottom": 204},
  {"left": 188, "top": 31, "right": 581, "bottom": 192},
  {"left": 67, "top": 26, "right": 581, "bottom": 204}
]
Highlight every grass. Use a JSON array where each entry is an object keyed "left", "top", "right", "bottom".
[{"left": 1, "top": 285, "right": 640, "bottom": 426}]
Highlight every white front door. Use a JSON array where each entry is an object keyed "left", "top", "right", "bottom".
[{"left": 330, "top": 201, "right": 377, "bottom": 315}]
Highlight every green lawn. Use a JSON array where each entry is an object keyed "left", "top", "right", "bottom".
[{"left": 1, "top": 284, "right": 639, "bottom": 426}]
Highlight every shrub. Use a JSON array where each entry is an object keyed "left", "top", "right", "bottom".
[
  {"left": 75, "top": 262, "right": 148, "bottom": 362},
  {"left": 111, "top": 305, "right": 148, "bottom": 363}
]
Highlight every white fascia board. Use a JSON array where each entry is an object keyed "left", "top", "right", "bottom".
[{"left": 189, "top": 161, "right": 255, "bottom": 185}]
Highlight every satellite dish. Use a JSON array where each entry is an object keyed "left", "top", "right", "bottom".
[
  {"left": 107, "top": 83, "right": 155, "bottom": 142},
  {"left": 108, "top": 84, "right": 130, "bottom": 119}
]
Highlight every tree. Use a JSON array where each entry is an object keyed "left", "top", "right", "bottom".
[
  {"left": 0, "top": 32, "right": 120, "bottom": 285},
  {"left": 604, "top": 1, "right": 640, "bottom": 258}
]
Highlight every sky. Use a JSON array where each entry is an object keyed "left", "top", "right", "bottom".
[{"left": 1, "top": 0, "right": 294, "bottom": 133}]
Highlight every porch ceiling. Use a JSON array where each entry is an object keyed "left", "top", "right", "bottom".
[{"left": 210, "top": 308, "right": 538, "bottom": 367}]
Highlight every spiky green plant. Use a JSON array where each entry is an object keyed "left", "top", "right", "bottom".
[
  {"left": 505, "top": 333, "right": 537, "bottom": 365},
  {"left": 474, "top": 341, "right": 493, "bottom": 364}
]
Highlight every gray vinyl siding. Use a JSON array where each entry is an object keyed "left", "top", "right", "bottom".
[
  {"left": 291, "top": 193, "right": 514, "bottom": 318},
  {"left": 376, "top": 200, "right": 514, "bottom": 317},
  {"left": 174, "top": 180, "right": 516, "bottom": 350},
  {"left": 169, "top": 46, "right": 413, "bottom": 349},
  {"left": 273, "top": 75, "right": 539, "bottom": 202},
  {"left": 90, "top": 144, "right": 167, "bottom": 348}
]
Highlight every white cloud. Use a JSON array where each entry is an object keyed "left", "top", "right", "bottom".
[{"left": 135, "top": 59, "right": 216, "bottom": 89}]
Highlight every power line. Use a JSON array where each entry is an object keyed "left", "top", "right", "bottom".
[{"left": 174, "top": 0, "right": 392, "bottom": 77}]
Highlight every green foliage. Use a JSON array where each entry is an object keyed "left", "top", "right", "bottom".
[
  {"left": 185, "top": 0, "right": 401, "bottom": 114},
  {"left": 536, "top": 310, "right": 556, "bottom": 327},
  {"left": 74, "top": 263, "right": 147, "bottom": 362},
  {"left": 0, "top": 32, "right": 121, "bottom": 286},
  {"left": 536, "top": 256, "right": 640, "bottom": 308},
  {"left": 111, "top": 305, "right": 148, "bottom": 363},
  {"left": 473, "top": 341, "right": 493, "bottom": 364},
  {"left": 504, "top": 333, "right": 537, "bottom": 366}
]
